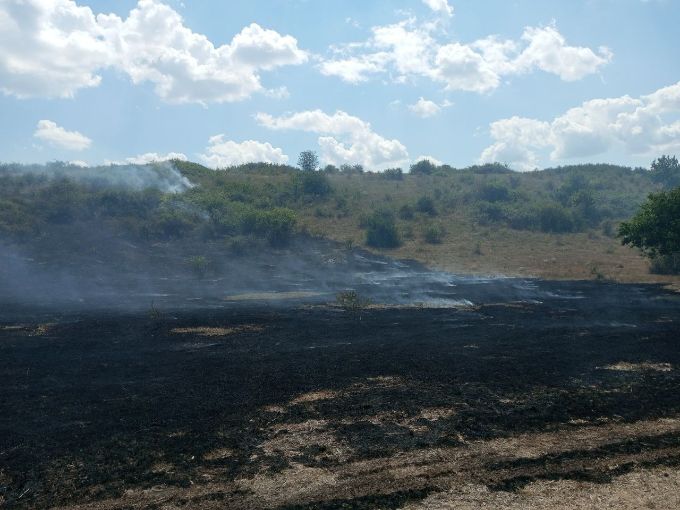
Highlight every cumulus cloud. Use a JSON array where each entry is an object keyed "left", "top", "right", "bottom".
[
  {"left": 415, "top": 155, "right": 443, "bottom": 166},
  {"left": 408, "top": 97, "right": 450, "bottom": 117},
  {"left": 256, "top": 110, "right": 409, "bottom": 170},
  {"left": 0, "top": 0, "right": 307, "bottom": 103},
  {"left": 319, "top": 20, "right": 610, "bottom": 93},
  {"left": 479, "top": 82, "right": 680, "bottom": 170},
  {"left": 199, "top": 135, "right": 289, "bottom": 168},
  {"left": 33, "top": 120, "right": 92, "bottom": 151},
  {"left": 421, "top": 0, "right": 454, "bottom": 17}
]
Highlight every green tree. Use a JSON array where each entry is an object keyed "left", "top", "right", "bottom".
[
  {"left": 650, "top": 155, "right": 680, "bottom": 188},
  {"left": 618, "top": 188, "right": 680, "bottom": 264},
  {"left": 297, "top": 150, "right": 319, "bottom": 172},
  {"left": 410, "top": 159, "right": 437, "bottom": 175}
]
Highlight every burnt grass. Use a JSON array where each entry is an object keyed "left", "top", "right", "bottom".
[{"left": 1, "top": 281, "right": 680, "bottom": 508}]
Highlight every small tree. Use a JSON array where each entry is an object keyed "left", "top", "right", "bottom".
[
  {"left": 650, "top": 155, "right": 680, "bottom": 188},
  {"left": 618, "top": 187, "right": 680, "bottom": 273},
  {"left": 410, "top": 159, "right": 437, "bottom": 175},
  {"left": 298, "top": 150, "right": 319, "bottom": 172}
]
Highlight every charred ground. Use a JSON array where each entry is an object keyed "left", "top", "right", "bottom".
[{"left": 1, "top": 280, "right": 680, "bottom": 508}]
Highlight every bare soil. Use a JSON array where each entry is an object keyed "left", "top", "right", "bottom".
[{"left": 1, "top": 280, "right": 680, "bottom": 509}]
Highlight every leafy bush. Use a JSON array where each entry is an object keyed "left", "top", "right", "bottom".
[
  {"left": 187, "top": 255, "right": 209, "bottom": 278},
  {"left": 336, "top": 290, "right": 371, "bottom": 312},
  {"left": 415, "top": 196, "right": 437, "bottom": 216},
  {"left": 538, "top": 204, "right": 575, "bottom": 233},
  {"left": 365, "top": 209, "right": 401, "bottom": 248},
  {"left": 295, "top": 171, "right": 331, "bottom": 197},
  {"left": 398, "top": 204, "right": 415, "bottom": 220},
  {"left": 423, "top": 223, "right": 446, "bottom": 244},
  {"left": 382, "top": 168, "right": 404, "bottom": 180},
  {"left": 410, "top": 159, "right": 437, "bottom": 175},
  {"left": 475, "top": 201, "right": 506, "bottom": 225},
  {"left": 478, "top": 181, "right": 511, "bottom": 202},
  {"left": 650, "top": 253, "right": 680, "bottom": 274}
]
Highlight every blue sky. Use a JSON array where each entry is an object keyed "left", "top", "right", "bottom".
[{"left": 1, "top": 0, "right": 679, "bottom": 171}]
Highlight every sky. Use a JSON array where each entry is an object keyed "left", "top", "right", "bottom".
[{"left": 1, "top": 0, "right": 679, "bottom": 171}]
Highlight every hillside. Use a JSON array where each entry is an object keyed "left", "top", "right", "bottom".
[{"left": 1, "top": 159, "right": 678, "bottom": 287}]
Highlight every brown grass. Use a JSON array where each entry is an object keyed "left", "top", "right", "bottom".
[{"left": 170, "top": 325, "right": 264, "bottom": 337}]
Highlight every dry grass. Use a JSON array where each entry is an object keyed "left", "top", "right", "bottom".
[
  {"left": 602, "top": 362, "right": 673, "bottom": 373},
  {"left": 170, "top": 325, "right": 264, "bottom": 337},
  {"left": 55, "top": 415, "right": 680, "bottom": 510}
]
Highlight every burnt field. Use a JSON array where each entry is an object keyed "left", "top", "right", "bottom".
[{"left": 1, "top": 276, "right": 680, "bottom": 509}]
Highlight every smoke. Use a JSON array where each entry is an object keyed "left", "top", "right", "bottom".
[{"left": 0, "top": 161, "right": 194, "bottom": 193}]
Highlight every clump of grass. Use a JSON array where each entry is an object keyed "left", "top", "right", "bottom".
[
  {"left": 148, "top": 301, "right": 164, "bottom": 320},
  {"left": 589, "top": 263, "right": 607, "bottom": 281},
  {"left": 336, "top": 290, "right": 371, "bottom": 312},
  {"left": 187, "top": 255, "right": 209, "bottom": 278},
  {"left": 423, "top": 223, "right": 446, "bottom": 244}
]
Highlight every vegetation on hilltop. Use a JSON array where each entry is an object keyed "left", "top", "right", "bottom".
[{"left": 1, "top": 154, "right": 678, "bottom": 277}]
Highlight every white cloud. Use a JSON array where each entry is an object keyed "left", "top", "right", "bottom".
[
  {"left": 256, "top": 110, "right": 409, "bottom": 170},
  {"left": 319, "top": 20, "right": 610, "bottom": 93},
  {"left": 408, "top": 97, "right": 445, "bottom": 117},
  {"left": 106, "top": 152, "right": 188, "bottom": 165},
  {"left": 0, "top": 0, "right": 110, "bottom": 98},
  {"left": 513, "top": 26, "right": 611, "bottom": 81},
  {"left": 415, "top": 155, "right": 443, "bottom": 166},
  {"left": 199, "top": 135, "right": 289, "bottom": 168},
  {"left": 0, "top": 0, "right": 307, "bottom": 103},
  {"left": 479, "top": 82, "right": 680, "bottom": 170},
  {"left": 421, "top": 0, "right": 454, "bottom": 17},
  {"left": 33, "top": 120, "right": 92, "bottom": 151},
  {"left": 435, "top": 43, "right": 500, "bottom": 93}
]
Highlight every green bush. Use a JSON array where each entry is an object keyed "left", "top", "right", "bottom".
[
  {"left": 475, "top": 201, "right": 506, "bottom": 225},
  {"left": 295, "top": 171, "right": 331, "bottom": 197},
  {"left": 382, "top": 168, "right": 404, "bottom": 180},
  {"left": 423, "top": 223, "right": 446, "bottom": 244},
  {"left": 410, "top": 160, "right": 437, "bottom": 175},
  {"left": 399, "top": 204, "right": 415, "bottom": 220},
  {"left": 365, "top": 209, "right": 401, "bottom": 248},
  {"left": 538, "top": 204, "right": 575, "bottom": 233},
  {"left": 478, "top": 181, "right": 511, "bottom": 202},
  {"left": 650, "top": 253, "right": 680, "bottom": 274},
  {"left": 415, "top": 196, "right": 437, "bottom": 216}
]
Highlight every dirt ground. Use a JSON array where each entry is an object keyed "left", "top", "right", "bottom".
[{"left": 1, "top": 280, "right": 680, "bottom": 509}]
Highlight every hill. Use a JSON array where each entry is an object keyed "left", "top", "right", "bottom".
[{"left": 0, "top": 158, "right": 678, "bottom": 287}]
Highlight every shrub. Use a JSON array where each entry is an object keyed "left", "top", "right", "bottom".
[
  {"left": 410, "top": 159, "right": 437, "bottom": 175},
  {"left": 478, "top": 181, "right": 511, "bottom": 202},
  {"left": 335, "top": 290, "right": 371, "bottom": 312},
  {"left": 398, "top": 204, "right": 415, "bottom": 220},
  {"left": 340, "top": 164, "right": 364, "bottom": 174},
  {"left": 295, "top": 171, "right": 331, "bottom": 197},
  {"left": 423, "top": 223, "right": 445, "bottom": 244},
  {"left": 475, "top": 201, "right": 506, "bottom": 225},
  {"left": 187, "top": 255, "right": 209, "bottom": 278},
  {"left": 650, "top": 253, "right": 680, "bottom": 274},
  {"left": 415, "top": 196, "right": 437, "bottom": 216},
  {"left": 382, "top": 168, "right": 404, "bottom": 180},
  {"left": 365, "top": 209, "right": 401, "bottom": 248},
  {"left": 538, "top": 204, "right": 575, "bottom": 233}
]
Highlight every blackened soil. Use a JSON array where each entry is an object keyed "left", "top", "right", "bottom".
[{"left": 1, "top": 281, "right": 680, "bottom": 508}]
